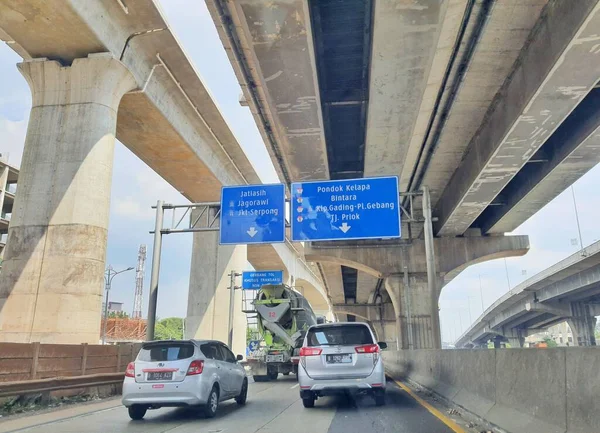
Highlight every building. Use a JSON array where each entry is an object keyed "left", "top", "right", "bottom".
[
  {"left": 525, "top": 322, "right": 574, "bottom": 347},
  {"left": 0, "top": 155, "right": 19, "bottom": 267}
]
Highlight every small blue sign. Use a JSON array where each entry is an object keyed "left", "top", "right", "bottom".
[
  {"left": 242, "top": 270, "right": 284, "bottom": 289},
  {"left": 291, "top": 176, "right": 401, "bottom": 242},
  {"left": 220, "top": 184, "right": 286, "bottom": 245}
]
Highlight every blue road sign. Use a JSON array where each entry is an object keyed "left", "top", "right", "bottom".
[
  {"left": 291, "top": 176, "right": 401, "bottom": 242},
  {"left": 220, "top": 184, "right": 285, "bottom": 245},
  {"left": 242, "top": 270, "right": 284, "bottom": 289}
]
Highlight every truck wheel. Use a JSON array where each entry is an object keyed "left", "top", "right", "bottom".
[
  {"left": 268, "top": 371, "right": 278, "bottom": 381},
  {"left": 283, "top": 372, "right": 290, "bottom": 376},
  {"left": 253, "top": 375, "right": 269, "bottom": 382}
]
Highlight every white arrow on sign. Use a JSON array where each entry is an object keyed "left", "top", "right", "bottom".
[
  {"left": 247, "top": 227, "right": 258, "bottom": 237},
  {"left": 339, "top": 223, "right": 351, "bottom": 233}
]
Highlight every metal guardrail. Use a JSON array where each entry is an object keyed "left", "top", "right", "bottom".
[{"left": 0, "top": 373, "right": 125, "bottom": 398}]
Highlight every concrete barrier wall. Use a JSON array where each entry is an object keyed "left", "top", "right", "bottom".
[{"left": 383, "top": 348, "right": 600, "bottom": 433}]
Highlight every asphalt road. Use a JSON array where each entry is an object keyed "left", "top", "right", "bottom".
[{"left": 0, "top": 377, "right": 463, "bottom": 433}]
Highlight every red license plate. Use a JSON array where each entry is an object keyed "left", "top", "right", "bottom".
[{"left": 152, "top": 384, "right": 165, "bottom": 389}]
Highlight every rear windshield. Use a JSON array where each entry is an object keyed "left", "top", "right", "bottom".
[
  {"left": 307, "top": 324, "right": 373, "bottom": 347},
  {"left": 137, "top": 343, "right": 195, "bottom": 362}
]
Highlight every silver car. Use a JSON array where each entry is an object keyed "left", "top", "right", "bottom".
[
  {"left": 298, "top": 322, "right": 387, "bottom": 407},
  {"left": 122, "top": 339, "right": 247, "bottom": 419}
]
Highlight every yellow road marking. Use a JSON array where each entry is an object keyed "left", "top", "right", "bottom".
[{"left": 391, "top": 378, "right": 467, "bottom": 433}]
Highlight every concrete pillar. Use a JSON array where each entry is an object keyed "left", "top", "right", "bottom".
[
  {"left": 568, "top": 302, "right": 597, "bottom": 346},
  {"left": 0, "top": 54, "right": 136, "bottom": 344},
  {"left": 385, "top": 274, "right": 442, "bottom": 349},
  {"left": 186, "top": 208, "right": 248, "bottom": 356},
  {"left": 506, "top": 329, "right": 525, "bottom": 348}
]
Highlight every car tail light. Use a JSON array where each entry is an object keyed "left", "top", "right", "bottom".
[
  {"left": 299, "top": 347, "right": 322, "bottom": 357},
  {"left": 187, "top": 360, "right": 204, "bottom": 376},
  {"left": 355, "top": 344, "right": 380, "bottom": 354},
  {"left": 125, "top": 362, "right": 135, "bottom": 378}
]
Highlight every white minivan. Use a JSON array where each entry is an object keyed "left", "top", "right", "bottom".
[
  {"left": 298, "top": 322, "right": 387, "bottom": 408},
  {"left": 122, "top": 339, "right": 247, "bottom": 419}
]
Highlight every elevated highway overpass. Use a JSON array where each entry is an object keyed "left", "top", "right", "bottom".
[
  {"left": 0, "top": 0, "right": 329, "bottom": 350},
  {"left": 457, "top": 241, "right": 600, "bottom": 348},
  {"left": 205, "top": 0, "right": 600, "bottom": 348}
]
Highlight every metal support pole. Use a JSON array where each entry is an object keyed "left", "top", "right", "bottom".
[
  {"left": 227, "top": 271, "right": 240, "bottom": 349},
  {"left": 147, "top": 200, "right": 164, "bottom": 341},
  {"left": 401, "top": 247, "right": 412, "bottom": 350},
  {"left": 101, "top": 274, "right": 111, "bottom": 345},
  {"left": 422, "top": 186, "right": 441, "bottom": 349}
]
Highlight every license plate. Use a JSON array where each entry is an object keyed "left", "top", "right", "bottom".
[
  {"left": 147, "top": 371, "right": 173, "bottom": 381},
  {"left": 326, "top": 354, "right": 352, "bottom": 364},
  {"left": 266, "top": 354, "right": 284, "bottom": 363}
]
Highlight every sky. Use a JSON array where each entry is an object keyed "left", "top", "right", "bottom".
[{"left": 1, "top": 1, "right": 600, "bottom": 341}]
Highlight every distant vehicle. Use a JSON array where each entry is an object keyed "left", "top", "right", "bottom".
[
  {"left": 244, "top": 284, "right": 318, "bottom": 381},
  {"left": 122, "top": 339, "right": 247, "bottom": 420},
  {"left": 298, "top": 322, "right": 387, "bottom": 408}
]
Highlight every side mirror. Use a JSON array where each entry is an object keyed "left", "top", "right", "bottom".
[
  {"left": 378, "top": 342, "right": 388, "bottom": 350},
  {"left": 236, "top": 354, "right": 244, "bottom": 361}
]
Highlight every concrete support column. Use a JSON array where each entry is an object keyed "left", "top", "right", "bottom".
[
  {"left": 568, "top": 302, "right": 597, "bottom": 346},
  {"left": 385, "top": 274, "right": 442, "bottom": 349},
  {"left": 186, "top": 208, "right": 248, "bottom": 356},
  {"left": 507, "top": 336, "right": 524, "bottom": 348},
  {"left": 0, "top": 54, "right": 136, "bottom": 344},
  {"left": 506, "top": 329, "right": 525, "bottom": 348}
]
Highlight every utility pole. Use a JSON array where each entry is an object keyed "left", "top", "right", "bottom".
[
  {"left": 478, "top": 274, "right": 485, "bottom": 313},
  {"left": 102, "top": 265, "right": 134, "bottom": 344},
  {"left": 228, "top": 271, "right": 241, "bottom": 349},
  {"left": 571, "top": 186, "right": 586, "bottom": 256},
  {"left": 504, "top": 258, "right": 511, "bottom": 293},
  {"left": 147, "top": 200, "right": 164, "bottom": 341}
]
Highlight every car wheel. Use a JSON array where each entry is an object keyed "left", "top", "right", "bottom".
[
  {"left": 235, "top": 378, "right": 248, "bottom": 405},
  {"left": 253, "top": 375, "right": 269, "bottom": 382},
  {"left": 302, "top": 396, "right": 315, "bottom": 408},
  {"left": 204, "top": 385, "right": 219, "bottom": 418},
  {"left": 128, "top": 405, "right": 147, "bottom": 420},
  {"left": 374, "top": 389, "right": 386, "bottom": 406}
]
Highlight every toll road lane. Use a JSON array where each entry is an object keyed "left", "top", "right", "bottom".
[{"left": 0, "top": 377, "right": 465, "bottom": 433}]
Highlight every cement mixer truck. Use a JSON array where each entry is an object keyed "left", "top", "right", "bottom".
[{"left": 244, "top": 284, "right": 320, "bottom": 382}]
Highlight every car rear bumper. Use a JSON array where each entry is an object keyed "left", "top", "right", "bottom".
[
  {"left": 121, "top": 377, "right": 210, "bottom": 407},
  {"left": 297, "top": 361, "right": 386, "bottom": 394}
]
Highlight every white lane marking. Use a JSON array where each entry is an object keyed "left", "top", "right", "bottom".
[{"left": 290, "top": 383, "right": 299, "bottom": 389}]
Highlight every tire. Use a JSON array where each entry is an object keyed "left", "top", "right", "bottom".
[
  {"left": 253, "top": 375, "right": 269, "bottom": 382},
  {"left": 235, "top": 379, "right": 248, "bottom": 405},
  {"left": 204, "top": 386, "right": 219, "bottom": 418},
  {"left": 268, "top": 371, "right": 278, "bottom": 381},
  {"left": 374, "top": 390, "right": 386, "bottom": 407},
  {"left": 128, "top": 405, "right": 147, "bottom": 420},
  {"left": 302, "top": 396, "right": 315, "bottom": 408},
  {"left": 283, "top": 372, "right": 290, "bottom": 376}
]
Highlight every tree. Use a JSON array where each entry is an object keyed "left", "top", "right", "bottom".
[
  {"left": 154, "top": 317, "right": 184, "bottom": 340},
  {"left": 108, "top": 311, "right": 129, "bottom": 319},
  {"left": 543, "top": 337, "right": 558, "bottom": 348}
]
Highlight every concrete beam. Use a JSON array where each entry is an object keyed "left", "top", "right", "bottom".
[
  {"left": 480, "top": 89, "right": 600, "bottom": 234},
  {"left": 365, "top": 0, "right": 465, "bottom": 177},
  {"left": 305, "top": 235, "right": 529, "bottom": 278},
  {"left": 435, "top": 1, "right": 600, "bottom": 235},
  {"left": 205, "top": 0, "right": 328, "bottom": 183}
]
